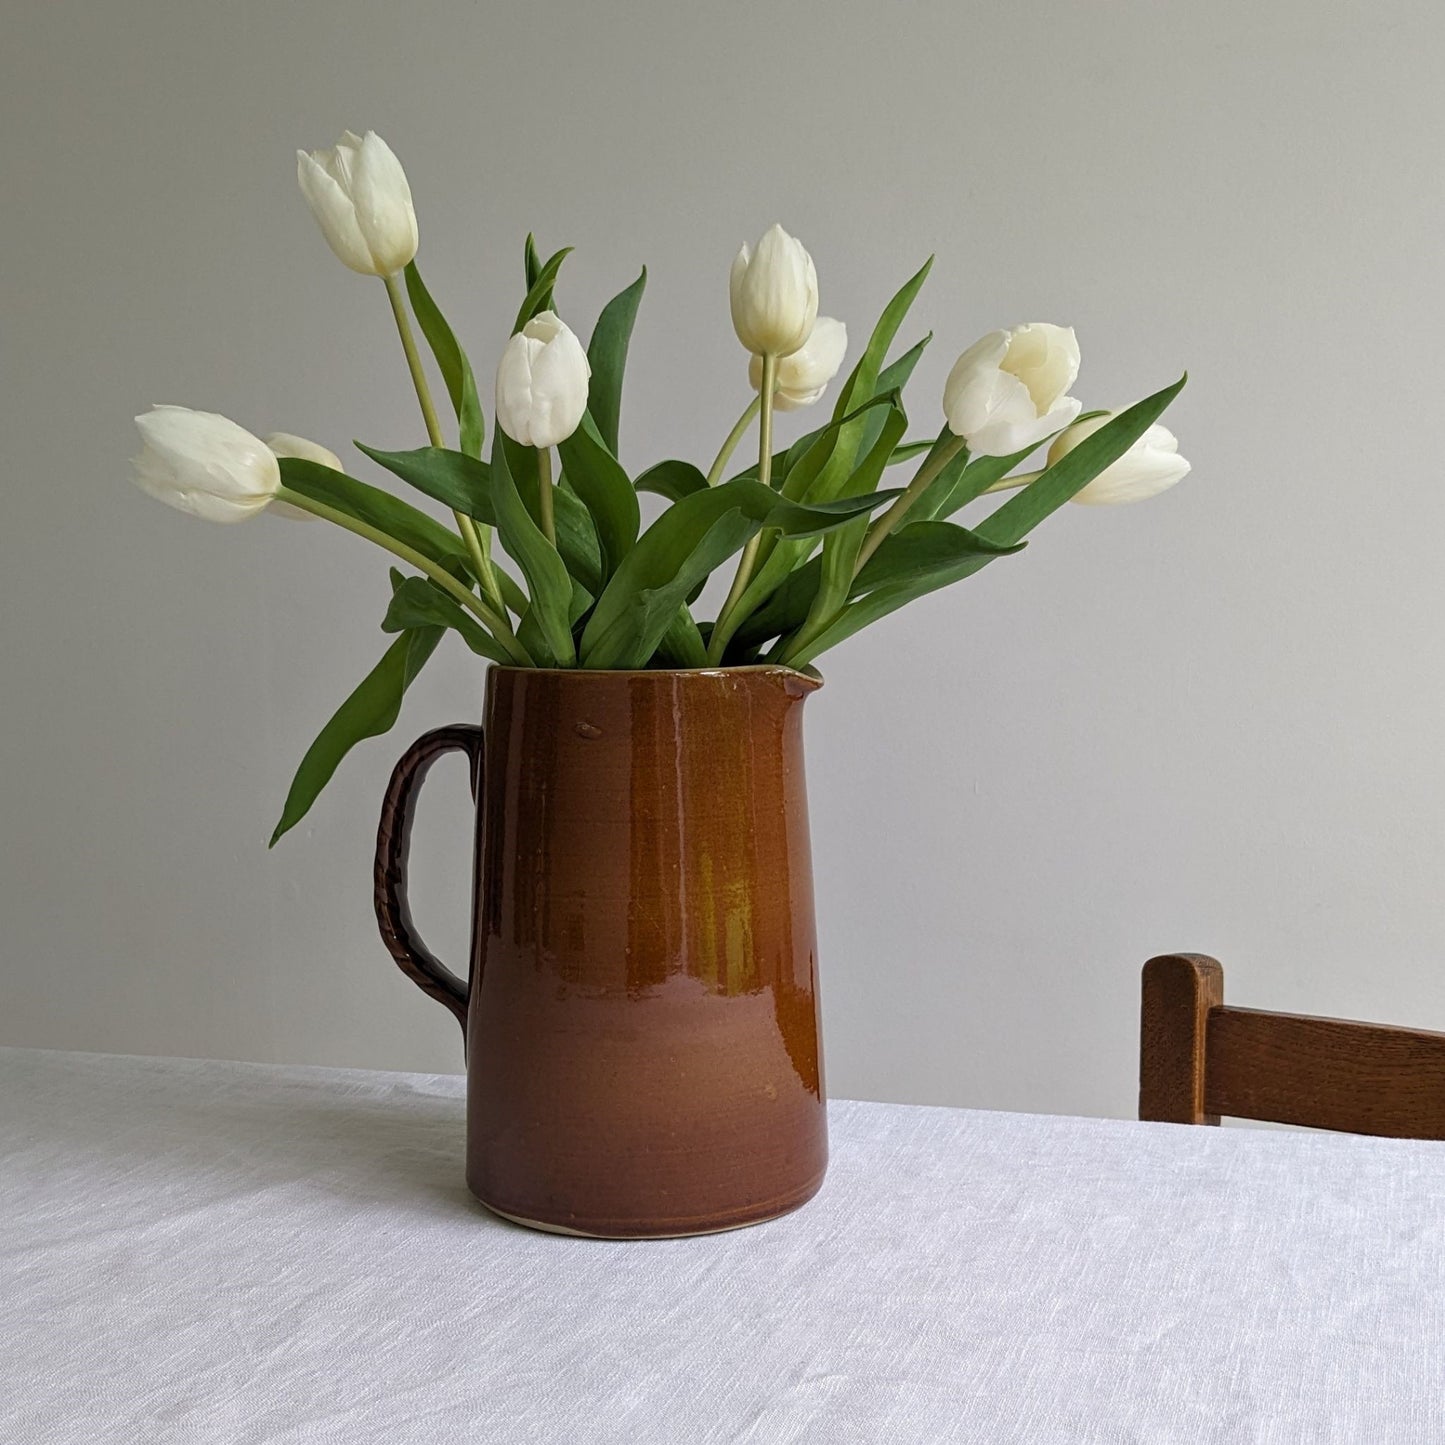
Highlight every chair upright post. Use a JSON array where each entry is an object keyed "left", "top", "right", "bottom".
[{"left": 1140, "top": 954, "right": 1224, "bottom": 1125}]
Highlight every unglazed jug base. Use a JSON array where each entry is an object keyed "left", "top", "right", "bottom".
[{"left": 473, "top": 1172, "right": 826, "bottom": 1241}]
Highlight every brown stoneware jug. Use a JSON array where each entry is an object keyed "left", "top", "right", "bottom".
[{"left": 373, "top": 665, "right": 828, "bottom": 1238}]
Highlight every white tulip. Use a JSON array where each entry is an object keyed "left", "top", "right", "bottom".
[
  {"left": 730, "top": 224, "right": 818, "bottom": 358},
  {"left": 748, "top": 317, "right": 847, "bottom": 411},
  {"left": 494, "top": 311, "right": 591, "bottom": 449},
  {"left": 265, "top": 432, "right": 343, "bottom": 471},
  {"left": 264, "top": 433, "right": 344, "bottom": 521},
  {"left": 131, "top": 406, "right": 280, "bottom": 523},
  {"left": 296, "top": 130, "right": 418, "bottom": 277},
  {"left": 1049, "top": 414, "right": 1191, "bottom": 505},
  {"left": 943, "top": 323, "right": 1082, "bottom": 458}
]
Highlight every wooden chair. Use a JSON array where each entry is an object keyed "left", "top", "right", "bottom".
[{"left": 1139, "top": 953, "right": 1445, "bottom": 1137}]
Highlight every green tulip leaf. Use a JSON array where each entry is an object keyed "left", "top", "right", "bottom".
[
  {"left": 726, "top": 329, "right": 929, "bottom": 494},
  {"left": 743, "top": 519, "right": 1027, "bottom": 660},
  {"left": 499, "top": 431, "right": 603, "bottom": 594},
  {"left": 734, "top": 520, "right": 1019, "bottom": 653},
  {"left": 270, "top": 614, "right": 442, "bottom": 847},
  {"left": 707, "top": 389, "right": 908, "bottom": 660},
  {"left": 653, "top": 607, "right": 709, "bottom": 667},
  {"left": 580, "top": 491, "right": 761, "bottom": 670},
  {"left": 919, "top": 410, "right": 1115, "bottom": 525},
  {"left": 781, "top": 373, "right": 1188, "bottom": 666},
  {"left": 777, "top": 263, "right": 931, "bottom": 512},
  {"left": 855, "top": 520, "right": 1026, "bottom": 588},
  {"left": 469, "top": 564, "right": 525, "bottom": 622},
  {"left": 795, "top": 398, "right": 911, "bottom": 648},
  {"left": 518, "top": 571, "right": 593, "bottom": 654},
  {"left": 514, "top": 245, "right": 573, "bottom": 333},
  {"left": 488, "top": 429, "right": 576, "bottom": 666},
  {"left": 803, "top": 266, "right": 931, "bottom": 506},
  {"left": 587, "top": 268, "right": 646, "bottom": 454},
  {"left": 922, "top": 439, "right": 1047, "bottom": 522},
  {"left": 854, "top": 333, "right": 931, "bottom": 462},
  {"left": 779, "top": 391, "right": 904, "bottom": 504},
  {"left": 777, "top": 523, "right": 1026, "bottom": 668},
  {"left": 722, "top": 444, "right": 790, "bottom": 488},
  {"left": 277, "top": 457, "right": 465, "bottom": 570},
  {"left": 831, "top": 259, "right": 933, "bottom": 424},
  {"left": 888, "top": 439, "right": 936, "bottom": 467},
  {"left": 403, "top": 262, "right": 484, "bottom": 458},
  {"left": 355, "top": 443, "right": 496, "bottom": 524},
  {"left": 763, "top": 332, "right": 929, "bottom": 494},
  {"left": 705, "top": 533, "right": 813, "bottom": 653},
  {"left": 897, "top": 427, "right": 971, "bottom": 520},
  {"left": 557, "top": 421, "right": 640, "bottom": 583},
  {"left": 727, "top": 330, "right": 926, "bottom": 496},
  {"left": 566, "top": 577, "right": 596, "bottom": 626},
  {"left": 762, "top": 489, "right": 902, "bottom": 535},
  {"left": 634, "top": 459, "right": 709, "bottom": 502},
  {"left": 381, "top": 575, "right": 512, "bottom": 663},
  {"left": 579, "top": 480, "right": 901, "bottom": 669},
  {"left": 524, "top": 233, "right": 543, "bottom": 290},
  {"left": 729, "top": 561, "right": 821, "bottom": 651},
  {"left": 551, "top": 485, "right": 604, "bottom": 596},
  {"left": 306, "top": 448, "right": 523, "bottom": 615}
]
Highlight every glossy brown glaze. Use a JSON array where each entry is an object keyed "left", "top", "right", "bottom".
[{"left": 376, "top": 666, "right": 828, "bottom": 1238}]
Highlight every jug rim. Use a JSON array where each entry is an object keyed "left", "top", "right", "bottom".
[{"left": 484, "top": 663, "right": 822, "bottom": 689}]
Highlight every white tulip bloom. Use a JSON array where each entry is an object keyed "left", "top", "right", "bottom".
[
  {"left": 296, "top": 130, "right": 419, "bottom": 277},
  {"left": 748, "top": 316, "right": 847, "bottom": 410},
  {"left": 1049, "top": 414, "right": 1191, "bottom": 505},
  {"left": 494, "top": 311, "right": 591, "bottom": 449},
  {"left": 943, "top": 323, "right": 1082, "bottom": 458},
  {"left": 264, "top": 433, "right": 344, "bottom": 521},
  {"left": 265, "top": 432, "right": 343, "bottom": 472},
  {"left": 730, "top": 224, "right": 818, "bottom": 358},
  {"left": 131, "top": 406, "right": 280, "bottom": 523}
]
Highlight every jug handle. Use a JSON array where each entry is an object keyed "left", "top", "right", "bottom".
[{"left": 373, "top": 724, "right": 484, "bottom": 1039}]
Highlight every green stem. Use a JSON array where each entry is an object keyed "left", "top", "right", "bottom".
[
  {"left": 705, "top": 395, "right": 762, "bottom": 487},
  {"left": 852, "top": 434, "right": 967, "bottom": 574},
  {"left": 707, "top": 354, "right": 778, "bottom": 665},
  {"left": 457, "top": 516, "right": 503, "bottom": 611},
  {"left": 275, "top": 485, "right": 534, "bottom": 667},
  {"left": 984, "top": 468, "right": 1041, "bottom": 495},
  {"left": 536, "top": 446, "right": 556, "bottom": 546},
  {"left": 381, "top": 273, "right": 506, "bottom": 617},
  {"left": 383, "top": 273, "right": 446, "bottom": 445},
  {"left": 756, "top": 354, "right": 779, "bottom": 491}
]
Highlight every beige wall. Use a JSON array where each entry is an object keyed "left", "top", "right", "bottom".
[{"left": 5, "top": 0, "right": 1445, "bottom": 1117}]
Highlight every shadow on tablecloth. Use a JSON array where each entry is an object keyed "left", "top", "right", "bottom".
[{"left": 7, "top": 1052, "right": 526, "bottom": 1230}]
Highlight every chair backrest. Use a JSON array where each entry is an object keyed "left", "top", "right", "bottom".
[{"left": 1139, "top": 953, "right": 1445, "bottom": 1138}]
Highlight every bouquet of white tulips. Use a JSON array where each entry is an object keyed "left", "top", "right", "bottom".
[{"left": 132, "top": 129, "right": 1189, "bottom": 843}]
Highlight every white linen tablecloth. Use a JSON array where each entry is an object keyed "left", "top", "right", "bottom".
[{"left": 3, "top": 1046, "right": 1443, "bottom": 1443}]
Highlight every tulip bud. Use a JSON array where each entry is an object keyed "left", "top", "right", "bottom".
[
  {"left": 494, "top": 311, "right": 591, "bottom": 449},
  {"left": 748, "top": 317, "right": 847, "bottom": 411},
  {"left": 943, "top": 323, "right": 1082, "bottom": 458},
  {"left": 264, "top": 433, "right": 344, "bottom": 521},
  {"left": 1049, "top": 414, "right": 1191, "bottom": 505},
  {"left": 131, "top": 406, "right": 280, "bottom": 523},
  {"left": 296, "top": 130, "right": 419, "bottom": 278},
  {"left": 730, "top": 224, "right": 818, "bottom": 358}
]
